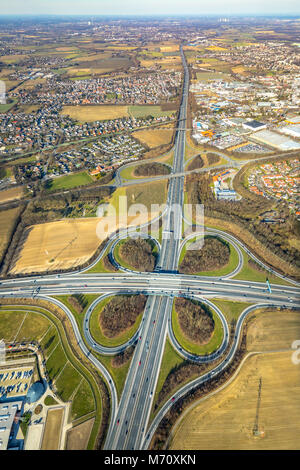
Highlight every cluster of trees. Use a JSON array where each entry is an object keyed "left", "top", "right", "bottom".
[
  {"left": 134, "top": 162, "right": 170, "bottom": 177},
  {"left": 175, "top": 298, "right": 215, "bottom": 345},
  {"left": 111, "top": 345, "right": 135, "bottom": 368},
  {"left": 155, "top": 361, "right": 208, "bottom": 410},
  {"left": 179, "top": 236, "right": 230, "bottom": 274},
  {"left": 206, "top": 152, "right": 220, "bottom": 165},
  {"left": 100, "top": 294, "right": 147, "bottom": 338},
  {"left": 187, "top": 155, "right": 204, "bottom": 171},
  {"left": 103, "top": 254, "right": 118, "bottom": 272},
  {"left": 68, "top": 294, "right": 88, "bottom": 314},
  {"left": 120, "top": 238, "right": 156, "bottom": 272},
  {"left": 25, "top": 186, "right": 112, "bottom": 225},
  {"left": 186, "top": 173, "right": 300, "bottom": 274}
]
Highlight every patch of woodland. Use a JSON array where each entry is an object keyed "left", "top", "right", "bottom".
[
  {"left": 134, "top": 162, "right": 170, "bottom": 177},
  {"left": 179, "top": 236, "right": 230, "bottom": 274},
  {"left": 120, "top": 238, "right": 156, "bottom": 272},
  {"left": 99, "top": 294, "right": 147, "bottom": 338},
  {"left": 111, "top": 346, "right": 135, "bottom": 368},
  {"left": 186, "top": 173, "right": 300, "bottom": 273},
  {"left": 174, "top": 297, "right": 215, "bottom": 345},
  {"left": 187, "top": 155, "right": 204, "bottom": 171}
]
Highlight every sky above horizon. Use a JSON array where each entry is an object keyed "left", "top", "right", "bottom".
[{"left": 1, "top": 0, "right": 300, "bottom": 16}]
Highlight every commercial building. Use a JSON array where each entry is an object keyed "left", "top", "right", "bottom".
[
  {"left": 250, "top": 129, "right": 300, "bottom": 151},
  {"left": 215, "top": 189, "right": 237, "bottom": 200},
  {"left": 242, "top": 120, "right": 267, "bottom": 132},
  {"left": 278, "top": 123, "right": 300, "bottom": 139}
]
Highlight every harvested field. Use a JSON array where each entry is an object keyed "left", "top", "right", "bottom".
[
  {"left": 10, "top": 218, "right": 102, "bottom": 274},
  {"left": 61, "top": 105, "right": 129, "bottom": 122},
  {"left": 0, "top": 186, "right": 23, "bottom": 203},
  {"left": 66, "top": 418, "right": 95, "bottom": 450},
  {"left": 10, "top": 182, "right": 165, "bottom": 274},
  {"left": 41, "top": 408, "right": 64, "bottom": 450},
  {"left": 170, "top": 309, "right": 300, "bottom": 450},
  {"left": 170, "top": 352, "right": 300, "bottom": 450},
  {"left": 132, "top": 128, "right": 173, "bottom": 149},
  {"left": 160, "top": 45, "right": 180, "bottom": 52},
  {"left": 247, "top": 309, "right": 300, "bottom": 352},
  {"left": 232, "top": 65, "right": 247, "bottom": 74}
]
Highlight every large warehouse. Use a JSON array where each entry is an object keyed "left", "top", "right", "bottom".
[
  {"left": 278, "top": 123, "right": 300, "bottom": 139},
  {"left": 250, "top": 129, "right": 300, "bottom": 150},
  {"left": 242, "top": 120, "right": 267, "bottom": 132}
]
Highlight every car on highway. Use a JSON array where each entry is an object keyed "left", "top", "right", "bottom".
[
  {"left": 139, "top": 360, "right": 141, "bottom": 366},
  {"left": 171, "top": 397, "right": 175, "bottom": 402}
]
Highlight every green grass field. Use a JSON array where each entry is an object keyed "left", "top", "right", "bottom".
[
  {"left": 151, "top": 337, "right": 184, "bottom": 415},
  {"left": 210, "top": 299, "right": 254, "bottom": 324},
  {"left": 85, "top": 245, "right": 119, "bottom": 274},
  {"left": 53, "top": 293, "right": 133, "bottom": 399},
  {"left": 48, "top": 172, "right": 93, "bottom": 191},
  {"left": 233, "top": 247, "right": 294, "bottom": 286},
  {"left": 0, "top": 99, "right": 18, "bottom": 112},
  {"left": 128, "top": 105, "right": 175, "bottom": 119},
  {"left": 95, "top": 352, "right": 132, "bottom": 400}
]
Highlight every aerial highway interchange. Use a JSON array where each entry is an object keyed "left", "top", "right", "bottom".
[{"left": 0, "top": 46, "right": 299, "bottom": 451}]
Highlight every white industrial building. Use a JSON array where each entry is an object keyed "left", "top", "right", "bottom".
[
  {"left": 250, "top": 129, "right": 300, "bottom": 151},
  {"left": 242, "top": 120, "right": 267, "bottom": 132},
  {"left": 278, "top": 124, "right": 300, "bottom": 139}
]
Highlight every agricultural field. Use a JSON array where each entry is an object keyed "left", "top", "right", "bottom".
[
  {"left": 17, "top": 104, "right": 40, "bottom": 114},
  {"left": 9, "top": 218, "right": 102, "bottom": 274},
  {"left": 0, "top": 54, "right": 28, "bottom": 64},
  {"left": 0, "top": 186, "right": 24, "bottom": 203},
  {"left": 61, "top": 105, "right": 129, "bottom": 122},
  {"left": 170, "top": 309, "right": 300, "bottom": 450},
  {"left": 65, "top": 55, "right": 134, "bottom": 76},
  {"left": 132, "top": 127, "right": 174, "bottom": 149},
  {"left": 10, "top": 180, "right": 167, "bottom": 274},
  {"left": 61, "top": 104, "right": 174, "bottom": 123}
]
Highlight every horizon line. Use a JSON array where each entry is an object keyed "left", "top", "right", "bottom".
[{"left": 0, "top": 13, "right": 300, "bottom": 17}]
